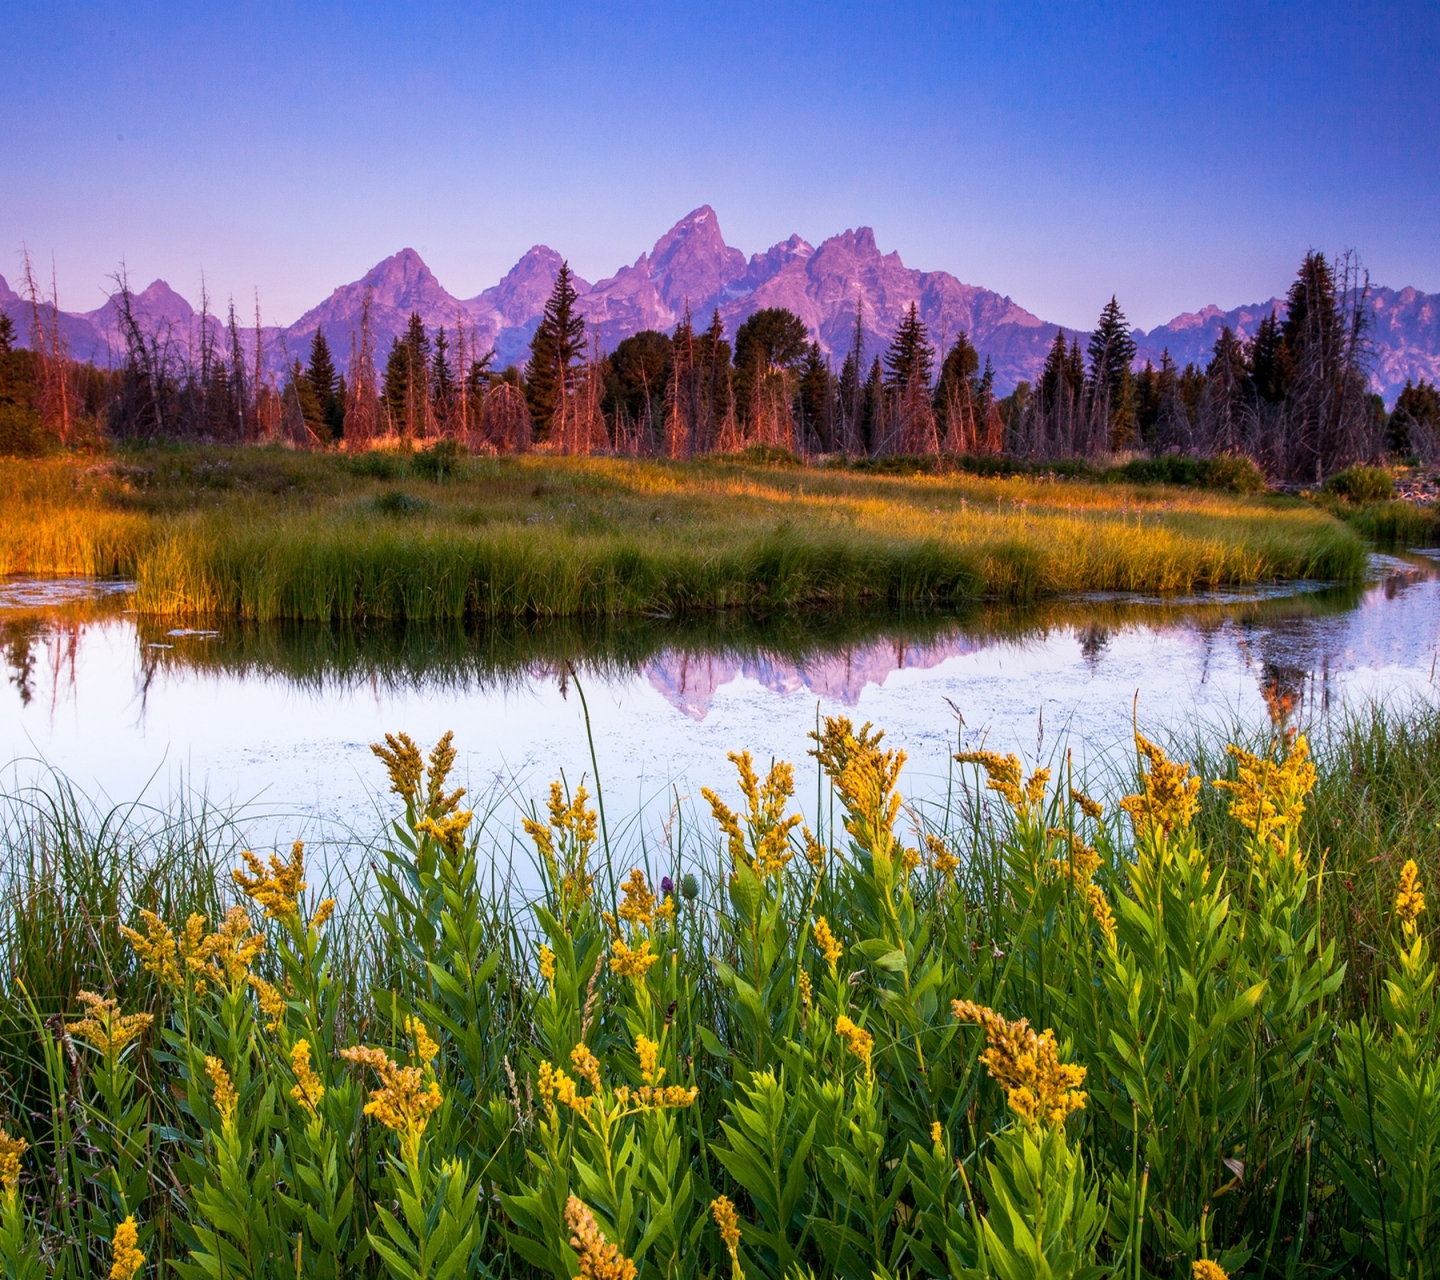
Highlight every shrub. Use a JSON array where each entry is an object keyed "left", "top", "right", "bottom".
[
  {"left": 1324, "top": 464, "right": 1395, "bottom": 503},
  {"left": 374, "top": 490, "right": 428, "bottom": 517},
  {"left": 411, "top": 438, "right": 465, "bottom": 482}
]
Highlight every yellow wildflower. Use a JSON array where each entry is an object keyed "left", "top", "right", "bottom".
[
  {"left": 539, "top": 944, "right": 556, "bottom": 984},
  {"left": 109, "top": 1215, "right": 145, "bottom": 1280},
  {"left": 702, "top": 752, "right": 800, "bottom": 879},
  {"left": 406, "top": 1017, "right": 439, "bottom": 1066},
  {"left": 1086, "top": 884, "right": 1117, "bottom": 946},
  {"left": 634, "top": 1084, "right": 698, "bottom": 1109},
  {"left": 247, "top": 975, "right": 287, "bottom": 1031},
  {"left": 798, "top": 969, "right": 812, "bottom": 1011},
  {"left": 205, "top": 1057, "right": 237, "bottom": 1127},
  {"left": 289, "top": 1040, "right": 325, "bottom": 1115},
  {"left": 835, "top": 1015, "right": 874, "bottom": 1070},
  {"left": 813, "top": 916, "right": 843, "bottom": 969},
  {"left": 618, "top": 869, "right": 657, "bottom": 929},
  {"left": 930, "top": 1120, "right": 943, "bottom": 1145},
  {"left": 802, "top": 825, "right": 826, "bottom": 869},
  {"left": 371, "top": 732, "right": 424, "bottom": 806},
  {"left": 1192, "top": 1263, "right": 1228, "bottom": 1280},
  {"left": 610, "top": 936, "right": 660, "bottom": 979},
  {"left": 67, "top": 991, "right": 152, "bottom": 1057},
  {"left": 119, "top": 910, "right": 208, "bottom": 992},
  {"left": 339, "top": 1044, "right": 443, "bottom": 1157},
  {"left": 1048, "top": 829, "right": 1101, "bottom": 884},
  {"left": 952, "top": 1000, "right": 1087, "bottom": 1129},
  {"left": 232, "top": 841, "right": 306, "bottom": 920},
  {"left": 635, "top": 1034, "right": 662, "bottom": 1085},
  {"left": 424, "top": 731, "right": 466, "bottom": 816},
  {"left": 1213, "top": 735, "right": 1317, "bottom": 854},
  {"left": 309, "top": 899, "right": 336, "bottom": 930},
  {"left": 712, "top": 1195, "right": 742, "bottom": 1274},
  {"left": 0, "top": 1130, "right": 26, "bottom": 1195},
  {"left": 925, "top": 833, "right": 960, "bottom": 877},
  {"left": 528, "top": 782, "right": 598, "bottom": 903},
  {"left": 1119, "top": 735, "right": 1201, "bottom": 839},
  {"left": 571, "top": 1042, "right": 602, "bottom": 1092},
  {"left": 1397, "top": 859, "right": 1426, "bottom": 931},
  {"left": 538, "top": 1062, "right": 590, "bottom": 1116},
  {"left": 900, "top": 846, "right": 922, "bottom": 876},
  {"left": 1070, "top": 787, "right": 1104, "bottom": 820},
  {"left": 565, "top": 1195, "right": 637, "bottom": 1280},
  {"left": 956, "top": 751, "right": 1048, "bottom": 819},
  {"left": 191, "top": 906, "right": 265, "bottom": 989},
  {"left": 415, "top": 809, "right": 474, "bottom": 854}
]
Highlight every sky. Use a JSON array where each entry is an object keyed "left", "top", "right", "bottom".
[{"left": 3, "top": 1, "right": 1438, "bottom": 332}]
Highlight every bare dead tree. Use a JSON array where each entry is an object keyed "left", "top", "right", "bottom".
[
  {"left": 343, "top": 289, "right": 378, "bottom": 450},
  {"left": 21, "top": 249, "right": 72, "bottom": 446}
]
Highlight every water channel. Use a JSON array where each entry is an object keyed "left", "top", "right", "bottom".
[{"left": 3, "top": 555, "right": 1439, "bottom": 870}]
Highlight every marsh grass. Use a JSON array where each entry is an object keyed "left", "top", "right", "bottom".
[{"left": 1, "top": 450, "right": 1364, "bottom": 620}]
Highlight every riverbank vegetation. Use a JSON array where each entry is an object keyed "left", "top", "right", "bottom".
[
  {"left": 1, "top": 699, "right": 1438, "bottom": 1276},
  {"left": 0, "top": 450, "right": 1366, "bottom": 620}
]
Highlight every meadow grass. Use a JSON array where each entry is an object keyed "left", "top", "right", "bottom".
[
  {"left": 0, "top": 701, "right": 1437, "bottom": 1277},
  {"left": 0, "top": 448, "right": 1367, "bottom": 620}
]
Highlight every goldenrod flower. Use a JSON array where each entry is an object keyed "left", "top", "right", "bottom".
[
  {"left": 929, "top": 1120, "right": 943, "bottom": 1145},
  {"left": 232, "top": 842, "right": 306, "bottom": 920},
  {"left": 109, "top": 1215, "right": 145, "bottom": 1280},
  {"left": 289, "top": 1040, "right": 324, "bottom": 1115},
  {"left": 309, "top": 899, "right": 336, "bottom": 930},
  {"left": 570, "top": 1042, "right": 602, "bottom": 1092},
  {"left": 564, "top": 1196, "right": 636, "bottom": 1280},
  {"left": 539, "top": 944, "right": 556, "bottom": 984},
  {"left": 633, "top": 1084, "right": 698, "bottom": 1109},
  {"left": 798, "top": 970, "right": 812, "bottom": 1011},
  {"left": 415, "top": 809, "right": 473, "bottom": 855},
  {"left": 406, "top": 1017, "right": 439, "bottom": 1066},
  {"left": 1048, "top": 829, "right": 1101, "bottom": 885},
  {"left": 900, "top": 846, "right": 921, "bottom": 876},
  {"left": 67, "top": 991, "right": 152, "bottom": 1057},
  {"left": 956, "top": 751, "right": 1050, "bottom": 819},
  {"left": 537, "top": 1061, "right": 589, "bottom": 1116},
  {"left": 205, "top": 1057, "right": 237, "bottom": 1127},
  {"left": 1397, "top": 859, "right": 1426, "bottom": 931},
  {"left": 618, "top": 869, "right": 657, "bottom": 929},
  {"left": 813, "top": 916, "right": 843, "bottom": 969},
  {"left": 835, "top": 1015, "right": 874, "bottom": 1070},
  {"left": 702, "top": 752, "right": 800, "bottom": 879},
  {"left": 802, "top": 825, "right": 826, "bottom": 869},
  {"left": 952, "top": 1001, "right": 1087, "bottom": 1129},
  {"left": 424, "top": 731, "right": 466, "bottom": 816},
  {"left": 339, "top": 1044, "right": 442, "bottom": 1158},
  {"left": 711, "top": 1195, "right": 742, "bottom": 1274},
  {"left": 0, "top": 1130, "right": 26, "bottom": 1195},
  {"left": 925, "top": 833, "right": 960, "bottom": 877},
  {"left": 1214, "top": 735, "right": 1317, "bottom": 855},
  {"left": 247, "top": 975, "right": 287, "bottom": 1031},
  {"left": 635, "top": 1035, "right": 662, "bottom": 1085},
  {"left": 191, "top": 906, "right": 265, "bottom": 989},
  {"left": 1070, "top": 787, "right": 1104, "bottom": 820},
  {"left": 527, "top": 782, "right": 598, "bottom": 903},
  {"left": 119, "top": 910, "right": 208, "bottom": 992},
  {"left": 1119, "top": 735, "right": 1201, "bottom": 839},
  {"left": 610, "top": 936, "right": 659, "bottom": 979},
  {"left": 1192, "top": 1262, "right": 1228, "bottom": 1280},
  {"left": 1086, "top": 884, "right": 1117, "bottom": 946},
  {"left": 371, "top": 732, "right": 424, "bottom": 806}
]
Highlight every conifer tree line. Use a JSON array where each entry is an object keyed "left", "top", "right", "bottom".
[{"left": 6, "top": 249, "right": 1438, "bottom": 482}]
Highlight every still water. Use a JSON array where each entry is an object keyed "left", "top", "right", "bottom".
[{"left": 3, "top": 557, "right": 1439, "bottom": 856}]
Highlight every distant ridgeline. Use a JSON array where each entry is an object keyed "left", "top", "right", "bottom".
[{"left": 2, "top": 208, "right": 1438, "bottom": 479}]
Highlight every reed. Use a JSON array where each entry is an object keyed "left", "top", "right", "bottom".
[{"left": 0, "top": 700, "right": 1436, "bottom": 1277}]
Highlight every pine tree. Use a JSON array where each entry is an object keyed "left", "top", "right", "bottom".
[
  {"left": 883, "top": 303, "right": 933, "bottom": 391},
  {"left": 796, "top": 343, "right": 831, "bottom": 449},
  {"left": 1249, "top": 310, "right": 1290, "bottom": 405},
  {"left": 431, "top": 326, "right": 454, "bottom": 427},
  {"left": 303, "top": 329, "right": 341, "bottom": 442},
  {"left": 1039, "top": 329, "right": 1069, "bottom": 405},
  {"left": 0, "top": 312, "right": 45, "bottom": 455},
  {"left": 1390, "top": 378, "right": 1440, "bottom": 457},
  {"left": 1087, "top": 297, "right": 1136, "bottom": 402},
  {"left": 383, "top": 338, "right": 410, "bottom": 434},
  {"left": 862, "top": 356, "right": 883, "bottom": 455},
  {"left": 526, "top": 262, "right": 586, "bottom": 431}
]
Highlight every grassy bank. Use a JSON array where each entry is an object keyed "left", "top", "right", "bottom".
[
  {"left": 0, "top": 447, "right": 1365, "bottom": 619},
  {"left": 1, "top": 704, "right": 1438, "bottom": 1276}
]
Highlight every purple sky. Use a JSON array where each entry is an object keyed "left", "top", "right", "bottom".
[{"left": 3, "top": 1, "right": 1437, "bottom": 330}]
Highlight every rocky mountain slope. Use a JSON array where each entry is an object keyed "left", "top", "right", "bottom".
[{"left": 5, "top": 208, "right": 1438, "bottom": 401}]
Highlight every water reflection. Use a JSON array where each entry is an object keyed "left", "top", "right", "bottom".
[{"left": 1, "top": 559, "right": 1436, "bottom": 840}]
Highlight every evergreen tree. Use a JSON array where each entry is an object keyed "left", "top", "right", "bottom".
[
  {"left": 1087, "top": 297, "right": 1137, "bottom": 449},
  {"left": 383, "top": 338, "right": 410, "bottom": 432},
  {"left": 935, "top": 332, "right": 979, "bottom": 409},
  {"left": 1039, "top": 329, "right": 1069, "bottom": 405},
  {"left": 1390, "top": 378, "right": 1440, "bottom": 457},
  {"left": 526, "top": 262, "right": 586, "bottom": 429},
  {"left": 796, "top": 343, "right": 831, "bottom": 446},
  {"left": 0, "top": 312, "right": 45, "bottom": 455},
  {"left": 603, "top": 330, "right": 672, "bottom": 424},
  {"left": 733, "top": 307, "right": 808, "bottom": 412},
  {"left": 431, "top": 326, "right": 454, "bottom": 423},
  {"left": 1249, "top": 310, "right": 1291, "bottom": 405},
  {"left": 862, "top": 356, "right": 884, "bottom": 454},
  {"left": 884, "top": 303, "right": 933, "bottom": 391},
  {"left": 304, "top": 329, "right": 342, "bottom": 442}
]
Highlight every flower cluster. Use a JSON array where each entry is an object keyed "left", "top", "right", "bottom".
[
  {"left": 206, "top": 1056, "right": 238, "bottom": 1127},
  {"left": 539, "top": 944, "right": 556, "bottom": 984},
  {"left": 0, "top": 1130, "right": 26, "bottom": 1195},
  {"left": 564, "top": 1196, "right": 636, "bottom": 1280},
  {"left": 702, "top": 751, "right": 800, "bottom": 879},
  {"left": 1192, "top": 1262, "right": 1229, "bottom": 1280},
  {"left": 813, "top": 916, "right": 843, "bottom": 969},
  {"left": 1213, "top": 735, "right": 1317, "bottom": 858},
  {"left": 1069, "top": 787, "right": 1104, "bottom": 820},
  {"left": 609, "top": 936, "right": 659, "bottom": 979},
  {"left": 66, "top": 991, "right": 153, "bottom": 1057},
  {"left": 711, "top": 1195, "right": 742, "bottom": 1273},
  {"left": 371, "top": 731, "right": 424, "bottom": 806},
  {"left": 952, "top": 1000, "right": 1087, "bottom": 1129},
  {"left": 956, "top": 751, "right": 1050, "bottom": 820},
  {"left": 289, "top": 1039, "right": 325, "bottom": 1115},
  {"left": 525, "top": 781, "right": 598, "bottom": 907},
  {"left": 118, "top": 910, "right": 208, "bottom": 990},
  {"left": 1396, "top": 859, "right": 1426, "bottom": 932},
  {"left": 340, "top": 1039, "right": 443, "bottom": 1158},
  {"left": 1047, "top": 829, "right": 1115, "bottom": 945},
  {"left": 232, "top": 841, "right": 306, "bottom": 919},
  {"left": 925, "top": 833, "right": 960, "bottom": 878},
  {"left": 538, "top": 1061, "right": 589, "bottom": 1117},
  {"left": 1119, "top": 735, "right": 1201, "bottom": 839},
  {"left": 835, "top": 1014, "right": 874, "bottom": 1071},
  {"left": 109, "top": 1216, "right": 145, "bottom": 1280}
]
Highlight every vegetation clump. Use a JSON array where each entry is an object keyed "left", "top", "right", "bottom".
[{"left": 0, "top": 702, "right": 1437, "bottom": 1276}]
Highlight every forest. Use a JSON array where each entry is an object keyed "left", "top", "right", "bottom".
[{"left": 4, "top": 251, "right": 1438, "bottom": 484}]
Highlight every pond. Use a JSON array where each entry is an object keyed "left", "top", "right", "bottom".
[{"left": 3, "top": 555, "right": 1439, "bottom": 865}]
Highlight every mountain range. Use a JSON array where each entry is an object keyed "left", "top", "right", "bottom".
[{"left": 4, "top": 206, "right": 1438, "bottom": 402}]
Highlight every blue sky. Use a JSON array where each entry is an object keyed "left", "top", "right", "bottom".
[{"left": 3, "top": 1, "right": 1436, "bottom": 330}]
